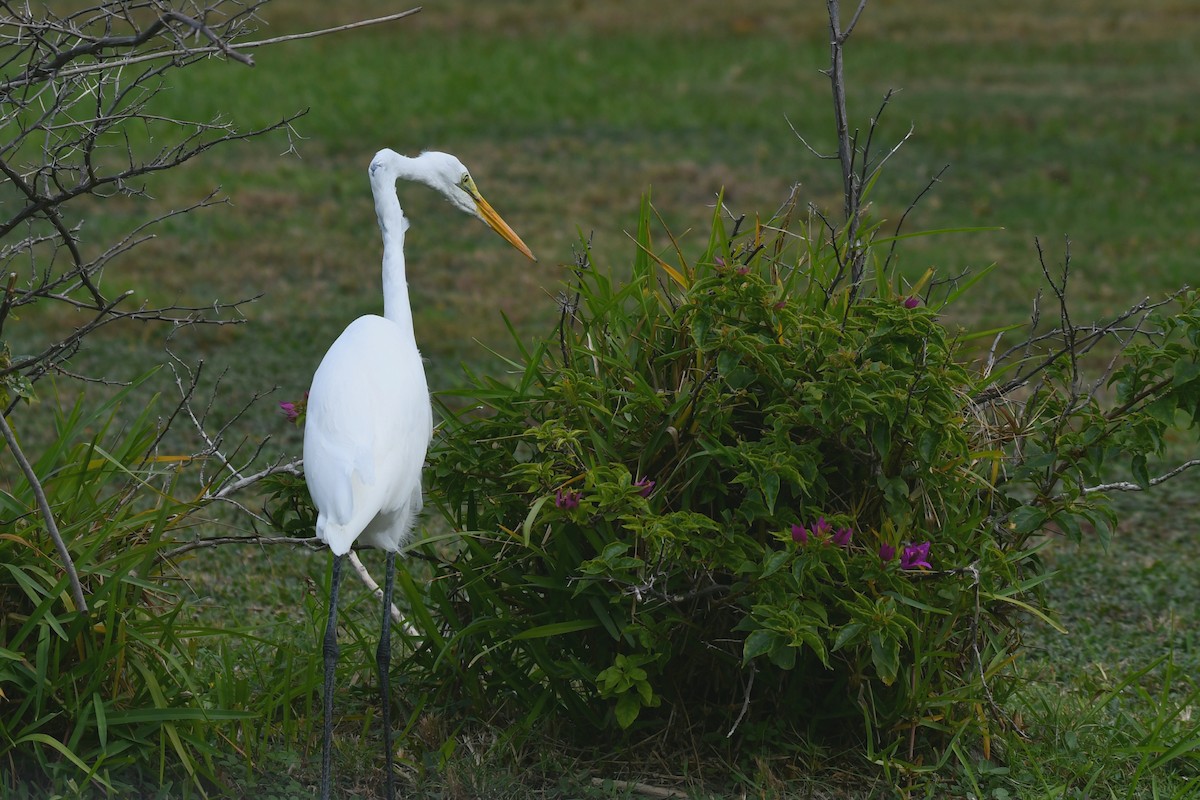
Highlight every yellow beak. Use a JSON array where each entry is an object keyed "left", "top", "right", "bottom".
[{"left": 473, "top": 192, "right": 537, "bottom": 262}]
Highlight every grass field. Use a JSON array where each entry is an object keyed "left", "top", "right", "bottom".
[{"left": 8, "top": 0, "right": 1200, "bottom": 796}]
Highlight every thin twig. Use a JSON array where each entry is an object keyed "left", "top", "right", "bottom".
[
  {"left": 727, "top": 665, "right": 755, "bottom": 738},
  {"left": 1, "top": 8, "right": 424, "bottom": 89},
  {"left": 161, "top": 534, "right": 322, "bottom": 561},
  {"left": 0, "top": 410, "right": 88, "bottom": 613},
  {"left": 207, "top": 459, "right": 304, "bottom": 500},
  {"left": 348, "top": 551, "right": 416, "bottom": 635},
  {"left": 588, "top": 779, "right": 688, "bottom": 799},
  {"left": 1084, "top": 459, "right": 1200, "bottom": 494}
]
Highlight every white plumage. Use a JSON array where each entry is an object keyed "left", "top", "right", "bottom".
[{"left": 304, "top": 148, "right": 534, "bottom": 800}]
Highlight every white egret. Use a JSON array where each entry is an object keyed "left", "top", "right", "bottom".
[{"left": 303, "top": 148, "right": 535, "bottom": 800}]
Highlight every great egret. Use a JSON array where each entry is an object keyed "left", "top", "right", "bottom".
[{"left": 303, "top": 149, "right": 535, "bottom": 800}]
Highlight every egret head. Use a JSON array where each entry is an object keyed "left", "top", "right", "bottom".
[{"left": 369, "top": 149, "right": 536, "bottom": 261}]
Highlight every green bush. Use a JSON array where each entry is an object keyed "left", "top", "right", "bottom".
[
  {"left": 407, "top": 192, "right": 1200, "bottom": 761},
  {"left": 0, "top": 380, "right": 250, "bottom": 794}
]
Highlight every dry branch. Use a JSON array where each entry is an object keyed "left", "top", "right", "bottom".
[
  {"left": 0, "top": 410, "right": 87, "bottom": 612},
  {"left": 0, "top": 0, "right": 424, "bottom": 610}
]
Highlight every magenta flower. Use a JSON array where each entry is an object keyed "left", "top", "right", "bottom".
[
  {"left": 879, "top": 543, "right": 896, "bottom": 562},
  {"left": 634, "top": 477, "right": 655, "bottom": 497},
  {"left": 903, "top": 296, "right": 920, "bottom": 309},
  {"left": 772, "top": 300, "right": 786, "bottom": 310},
  {"left": 793, "top": 517, "right": 837, "bottom": 546},
  {"left": 555, "top": 488, "right": 580, "bottom": 510},
  {"left": 714, "top": 255, "right": 726, "bottom": 267},
  {"left": 278, "top": 391, "right": 308, "bottom": 425},
  {"left": 736, "top": 265, "right": 750, "bottom": 276},
  {"left": 900, "top": 541, "right": 932, "bottom": 570}
]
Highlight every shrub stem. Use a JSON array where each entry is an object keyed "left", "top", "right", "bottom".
[{"left": 0, "top": 411, "right": 88, "bottom": 613}]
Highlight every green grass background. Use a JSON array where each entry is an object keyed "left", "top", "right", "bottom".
[
  {"left": 43, "top": 0, "right": 1200, "bottom": 405},
  {"left": 8, "top": 0, "right": 1200, "bottom": 795}
]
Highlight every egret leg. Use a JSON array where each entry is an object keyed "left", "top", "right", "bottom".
[
  {"left": 377, "top": 550, "right": 397, "bottom": 800},
  {"left": 321, "top": 553, "right": 345, "bottom": 800}
]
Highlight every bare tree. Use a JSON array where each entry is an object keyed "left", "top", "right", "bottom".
[{"left": 0, "top": 1, "right": 420, "bottom": 611}]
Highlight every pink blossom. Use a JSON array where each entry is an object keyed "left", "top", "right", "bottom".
[
  {"left": 555, "top": 488, "right": 581, "bottom": 510},
  {"left": 832, "top": 527, "right": 853, "bottom": 548},
  {"left": 634, "top": 477, "right": 655, "bottom": 497},
  {"left": 278, "top": 391, "right": 308, "bottom": 425},
  {"left": 900, "top": 541, "right": 932, "bottom": 570}
]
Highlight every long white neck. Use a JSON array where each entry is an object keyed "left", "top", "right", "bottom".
[{"left": 370, "top": 161, "right": 416, "bottom": 341}]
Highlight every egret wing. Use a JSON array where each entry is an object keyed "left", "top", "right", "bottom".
[{"left": 303, "top": 315, "right": 432, "bottom": 554}]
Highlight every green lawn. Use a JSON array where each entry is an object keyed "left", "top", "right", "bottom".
[{"left": 6, "top": 0, "right": 1200, "bottom": 796}]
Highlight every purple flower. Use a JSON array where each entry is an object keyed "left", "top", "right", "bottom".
[
  {"left": 634, "top": 477, "right": 655, "bottom": 497},
  {"left": 772, "top": 300, "right": 786, "bottom": 310},
  {"left": 900, "top": 541, "right": 932, "bottom": 570},
  {"left": 793, "top": 517, "right": 838, "bottom": 546},
  {"left": 736, "top": 265, "right": 750, "bottom": 276},
  {"left": 903, "top": 296, "right": 920, "bottom": 309},
  {"left": 879, "top": 543, "right": 896, "bottom": 562},
  {"left": 278, "top": 391, "right": 308, "bottom": 425},
  {"left": 714, "top": 255, "right": 726, "bottom": 267},
  {"left": 555, "top": 488, "right": 580, "bottom": 510}
]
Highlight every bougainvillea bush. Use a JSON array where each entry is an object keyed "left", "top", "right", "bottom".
[{"left": 407, "top": 193, "right": 1200, "bottom": 761}]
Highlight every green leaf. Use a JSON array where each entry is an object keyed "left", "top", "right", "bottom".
[
  {"left": 760, "top": 548, "right": 790, "bottom": 579},
  {"left": 768, "top": 642, "right": 797, "bottom": 670},
  {"left": 916, "top": 428, "right": 939, "bottom": 464},
  {"left": 1131, "top": 453, "right": 1151, "bottom": 489},
  {"left": 869, "top": 631, "right": 900, "bottom": 686},
  {"left": 1171, "top": 356, "right": 1200, "bottom": 387},
  {"left": 1009, "top": 505, "right": 1047, "bottom": 535},
  {"left": 760, "top": 470, "right": 780, "bottom": 514},
  {"left": 742, "top": 629, "right": 776, "bottom": 664},
  {"left": 512, "top": 620, "right": 600, "bottom": 640},
  {"left": 832, "top": 622, "right": 864, "bottom": 652},
  {"left": 614, "top": 692, "right": 641, "bottom": 729},
  {"left": 93, "top": 693, "right": 108, "bottom": 750}
]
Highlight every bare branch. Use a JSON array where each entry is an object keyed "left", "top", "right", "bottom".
[
  {"left": 160, "top": 10, "right": 255, "bottom": 67},
  {"left": 0, "top": 8, "right": 423, "bottom": 90},
  {"left": 0, "top": 1, "right": 421, "bottom": 611},
  {"left": 348, "top": 551, "right": 415, "bottom": 634},
  {"left": 160, "top": 534, "right": 323, "bottom": 561},
  {"left": 0, "top": 409, "right": 88, "bottom": 613},
  {"left": 1084, "top": 460, "right": 1200, "bottom": 494},
  {"left": 207, "top": 459, "right": 304, "bottom": 501},
  {"left": 726, "top": 664, "right": 755, "bottom": 738}
]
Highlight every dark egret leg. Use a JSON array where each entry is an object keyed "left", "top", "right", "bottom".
[
  {"left": 321, "top": 553, "right": 345, "bottom": 800},
  {"left": 377, "top": 550, "right": 397, "bottom": 800}
]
